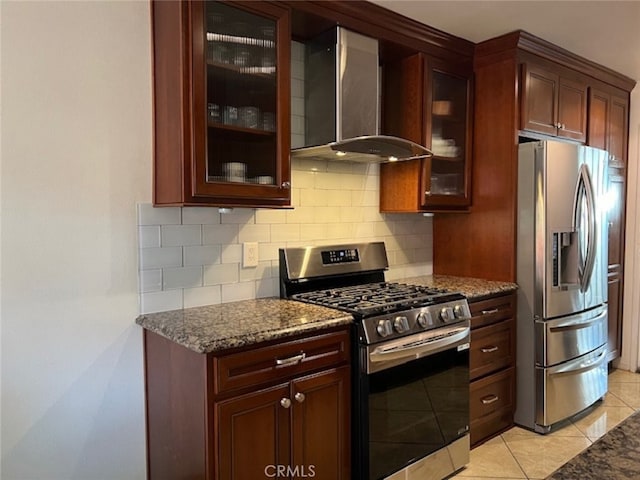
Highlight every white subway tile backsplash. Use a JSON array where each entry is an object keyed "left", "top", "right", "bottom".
[
  {"left": 255, "top": 209, "right": 287, "bottom": 225},
  {"left": 271, "top": 224, "right": 301, "bottom": 243},
  {"left": 315, "top": 206, "right": 340, "bottom": 223},
  {"left": 222, "top": 281, "right": 256, "bottom": 303},
  {"left": 326, "top": 190, "right": 352, "bottom": 207},
  {"left": 140, "top": 247, "right": 183, "bottom": 270},
  {"left": 138, "top": 203, "right": 181, "bottom": 226},
  {"left": 220, "top": 209, "right": 255, "bottom": 224},
  {"left": 291, "top": 170, "right": 316, "bottom": 189},
  {"left": 238, "top": 224, "right": 271, "bottom": 243},
  {"left": 258, "top": 243, "right": 281, "bottom": 262},
  {"left": 354, "top": 222, "right": 375, "bottom": 238},
  {"left": 291, "top": 96, "right": 305, "bottom": 116},
  {"left": 291, "top": 60, "right": 305, "bottom": 81},
  {"left": 203, "top": 224, "right": 238, "bottom": 245},
  {"left": 293, "top": 158, "right": 329, "bottom": 173},
  {"left": 161, "top": 225, "right": 202, "bottom": 247},
  {"left": 140, "top": 290, "right": 183, "bottom": 314},
  {"left": 291, "top": 115, "right": 305, "bottom": 135},
  {"left": 221, "top": 244, "right": 242, "bottom": 264},
  {"left": 204, "top": 263, "right": 239, "bottom": 285},
  {"left": 255, "top": 277, "right": 278, "bottom": 298},
  {"left": 300, "top": 189, "right": 328, "bottom": 207},
  {"left": 291, "top": 41, "right": 305, "bottom": 62},
  {"left": 182, "top": 207, "right": 221, "bottom": 225},
  {"left": 239, "top": 261, "right": 275, "bottom": 282},
  {"left": 139, "top": 226, "right": 161, "bottom": 248},
  {"left": 163, "top": 266, "right": 203, "bottom": 290},
  {"left": 140, "top": 269, "right": 162, "bottom": 293},
  {"left": 291, "top": 134, "right": 305, "bottom": 149},
  {"left": 183, "top": 285, "right": 222, "bottom": 309},
  {"left": 286, "top": 205, "right": 314, "bottom": 224},
  {"left": 184, "top": 245, "right": 221, "bottom": 266},
  {"left": 291, "top": 78, "right": 304, "bottom": 99},
  {"left": 326, "top": 161, "right": 353, "bottom": 174},
  {"left": 299, "top": 223, "right": 327, "bottom": 242}
]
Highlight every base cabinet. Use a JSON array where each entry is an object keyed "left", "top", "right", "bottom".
[
  {"left": 468, "top": 292, "right": 516, "bottom": 446},
  {"left": 144, "top": 327, "right": 351, "bottom": 480}
]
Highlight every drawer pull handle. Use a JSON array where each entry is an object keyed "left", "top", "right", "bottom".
[
  {"left": 294, "top": 392, "right": 306, "bottom": 403},
  {"left": 280, "top": 397, "right": 292, "bottom": 409},
  {"left": 276, "top": 352, "right": 306, "bottom": 366},
  {"left": 481, "top": 308, "right": 499, "bottom": 315},
  {"left": 481, "top": 394, "right": 499, "bottom": 405},
  {"left": 481, "top": 346, "right": 499, "bottom": 353}
]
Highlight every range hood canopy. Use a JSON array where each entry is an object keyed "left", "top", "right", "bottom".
[{"left": 290, "top": 27, "right": 432, "bottom": 163}]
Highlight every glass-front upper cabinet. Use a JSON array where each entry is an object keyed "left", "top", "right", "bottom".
[
  {"left": 379, "top": 54, "right": 472, "bottom": 213},
  {"left": 152, "top": 0, "right": 291, "bottom": 207},
  {"left": 422, "top": 65, "right": 472, "bottom": 208}
]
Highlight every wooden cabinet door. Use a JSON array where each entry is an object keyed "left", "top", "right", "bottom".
[
  {"left": 557, "top": 77, "right": 587, "bottom": 141},
  {"left": 609, "top": 94, "right": 629, "bottom": 167},
  {"left": 606, "top": 168, "right": 626, "bottom": 361},
  {"left": 291, "top": 366, "right": 350, "bottom": 480},
  {"left": 521, "top": 63, "right": 559, "bottom": 136},
  {"left": 217, "top": 384, "right": 291, "bottom": 480},
  {"left": 587, "top": 88, "right": 610, "bottom": 150}
]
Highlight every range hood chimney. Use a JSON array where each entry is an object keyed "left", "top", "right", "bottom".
[{"left": 291, "top": 27, "right": 432, "bottom": 163}]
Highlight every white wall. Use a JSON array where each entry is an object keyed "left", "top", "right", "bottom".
[{"left": 1, "top": 2, "right": 151, "bottom": 478}]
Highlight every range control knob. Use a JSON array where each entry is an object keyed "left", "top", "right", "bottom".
[
  {"left": 453, "top": 304, "right": 468, "bottom": 319},
  {"left": 416, "top": 311, "right": 433, "bottom": 329},
  {"left": 440, "top": 307, "right": 455, "bottom": 322},
  {"left": 394, "top": 316, "right": 410, "bottom": 333},
  {"left": 376, "top": 319, "right": 393, "bottom": 338}
]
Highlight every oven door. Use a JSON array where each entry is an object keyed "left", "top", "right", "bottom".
[{"left": 355, "top": 324, "right": 470, "bottom": 480}]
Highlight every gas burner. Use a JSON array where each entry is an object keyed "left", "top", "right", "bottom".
[{"left": 291, "top": 282, "right": 460, "bottom": 317}]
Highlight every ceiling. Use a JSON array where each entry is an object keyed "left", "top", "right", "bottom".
[{"left": 370, "top": 1, "right": 640, "bottom": 81}]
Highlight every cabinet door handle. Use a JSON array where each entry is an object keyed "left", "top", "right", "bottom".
[
  {"left": 425, "top": 190, "right": 431, "bottom": 196},
  {"left": 294, "top": 392, "right": 306, "bottom": 403},
  {"left": 481, "top": 308, "right": 499, "bottom": 315},
  {"left": 481, "top": 346, "right": 499, "bottom": 353},
  {"left": 481, "top": 394, "right": 499, "bottom": 405},
  {"left": 281, "top": 181, "right": 291, "bottom": 189},
  {"left": 276, "top": 352, "right": 306, "bottom": 366},
  {"left": 280, "top": 397, "right": 292, "bottom": 409}
]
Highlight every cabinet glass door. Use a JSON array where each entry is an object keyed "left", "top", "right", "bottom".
[
  {"left": 424, "top": 69, "right": 470, "bottom": 207},
  {"left": 191, "top": 1, "right": 290, "bottom": 204},
  {"left": 206, "top": 2, "right": 276, "bottom": 184}
]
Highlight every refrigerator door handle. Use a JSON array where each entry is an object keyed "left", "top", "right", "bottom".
[
  {"left": 548, "top": 309, "right": 607, "bottom": 332},
  {"left": 546, "top": 348, "right": 606, "bottom": 377},
  {"left": 581, "top": 164, "right": 597, "bottom": 292},
  {"left": 573, "top": 164, "right": 597, "bottom": 293}
]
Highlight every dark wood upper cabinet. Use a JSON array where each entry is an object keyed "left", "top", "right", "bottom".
[
  {"left": 152, "top": 0, "right": 291, "bottom": 208},
  {"left": 521, "top": 62, "right": 587, "bottom": 141},
  {"left": 609, "top": 93, "right": 630, "bottom": 167},
  {"left": 380, "top": 54, "right": 473, "bottom": 212}
]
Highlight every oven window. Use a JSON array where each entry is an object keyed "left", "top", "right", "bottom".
[{"left": 368, "top": 348, "right": 469, "bottom": 480}]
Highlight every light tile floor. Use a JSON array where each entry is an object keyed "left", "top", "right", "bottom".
[{"left": 451, "top": 369, "right": 640, "bottom": 480}]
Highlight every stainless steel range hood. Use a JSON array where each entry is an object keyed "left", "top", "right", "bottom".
[{"left": 291, "top": 27, "right": 432, "bottom": 163}]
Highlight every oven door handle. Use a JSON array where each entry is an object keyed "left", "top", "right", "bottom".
[{"left": 369, "top": 325, "right": 470, "bottom": 364}]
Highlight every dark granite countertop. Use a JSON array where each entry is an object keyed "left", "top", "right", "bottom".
[
  {"left": 136, "top": 298, "right": 352, "bottom": 354},
  {"left": 136, "top": 275, "right": 517, "bottom": 354},
  {"left": 398, "top": 274, "right": 518, "bottom": 300}
]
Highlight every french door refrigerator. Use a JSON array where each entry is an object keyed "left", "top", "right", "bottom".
[{"left": 515, "top": 140, "right": 608, "bottom": 433}]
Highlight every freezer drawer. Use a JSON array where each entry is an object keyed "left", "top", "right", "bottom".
[
  {"left": 535, "top": 345, "right": 607, "bottom": 429},
  {"left": 536, "top": 306, "right": 607, "bottom": 367}
]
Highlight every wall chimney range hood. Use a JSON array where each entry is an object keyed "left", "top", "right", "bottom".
[{"left": 290, "top": 27, "right": 432, "bottom": 163}]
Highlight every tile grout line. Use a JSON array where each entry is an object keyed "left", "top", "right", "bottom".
[{"left": 499, "top": 433, "right": 532, "bottom": 480}]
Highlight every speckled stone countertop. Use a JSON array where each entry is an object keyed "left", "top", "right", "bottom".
[
  {"left": 136, "top": 298, "right": 352, "bottom": 354},
  {"left": 398, "top": 274, "right": 518, "bottom": 300},
  {"left": 136, "top": 276, "right": 516, "bottom": 354}
]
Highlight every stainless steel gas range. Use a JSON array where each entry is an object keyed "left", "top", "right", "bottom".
[{"left": 280, "top": 242, "right": 471, "bottom": 480}]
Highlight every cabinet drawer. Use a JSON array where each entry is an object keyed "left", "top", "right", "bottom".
[
  {"left": 470, "top": 320, "right": 515, "bottom": 380},
  {"left": 469, "top": 293, "right": 515, "bottom": 329},
  {"left": 470, "top": 367, "right": 515, "bottom": 421},
  {"left": 213, "top": 329, "right": 350, "bottom": 394}
]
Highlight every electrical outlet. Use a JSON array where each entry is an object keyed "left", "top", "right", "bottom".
[{"left": 243, "top": 242, "right": 259, "bottom": 268}]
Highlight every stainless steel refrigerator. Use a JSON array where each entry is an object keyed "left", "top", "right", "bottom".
[{"left": 515, "top": 140, "right": 608, "bottom": 433}]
